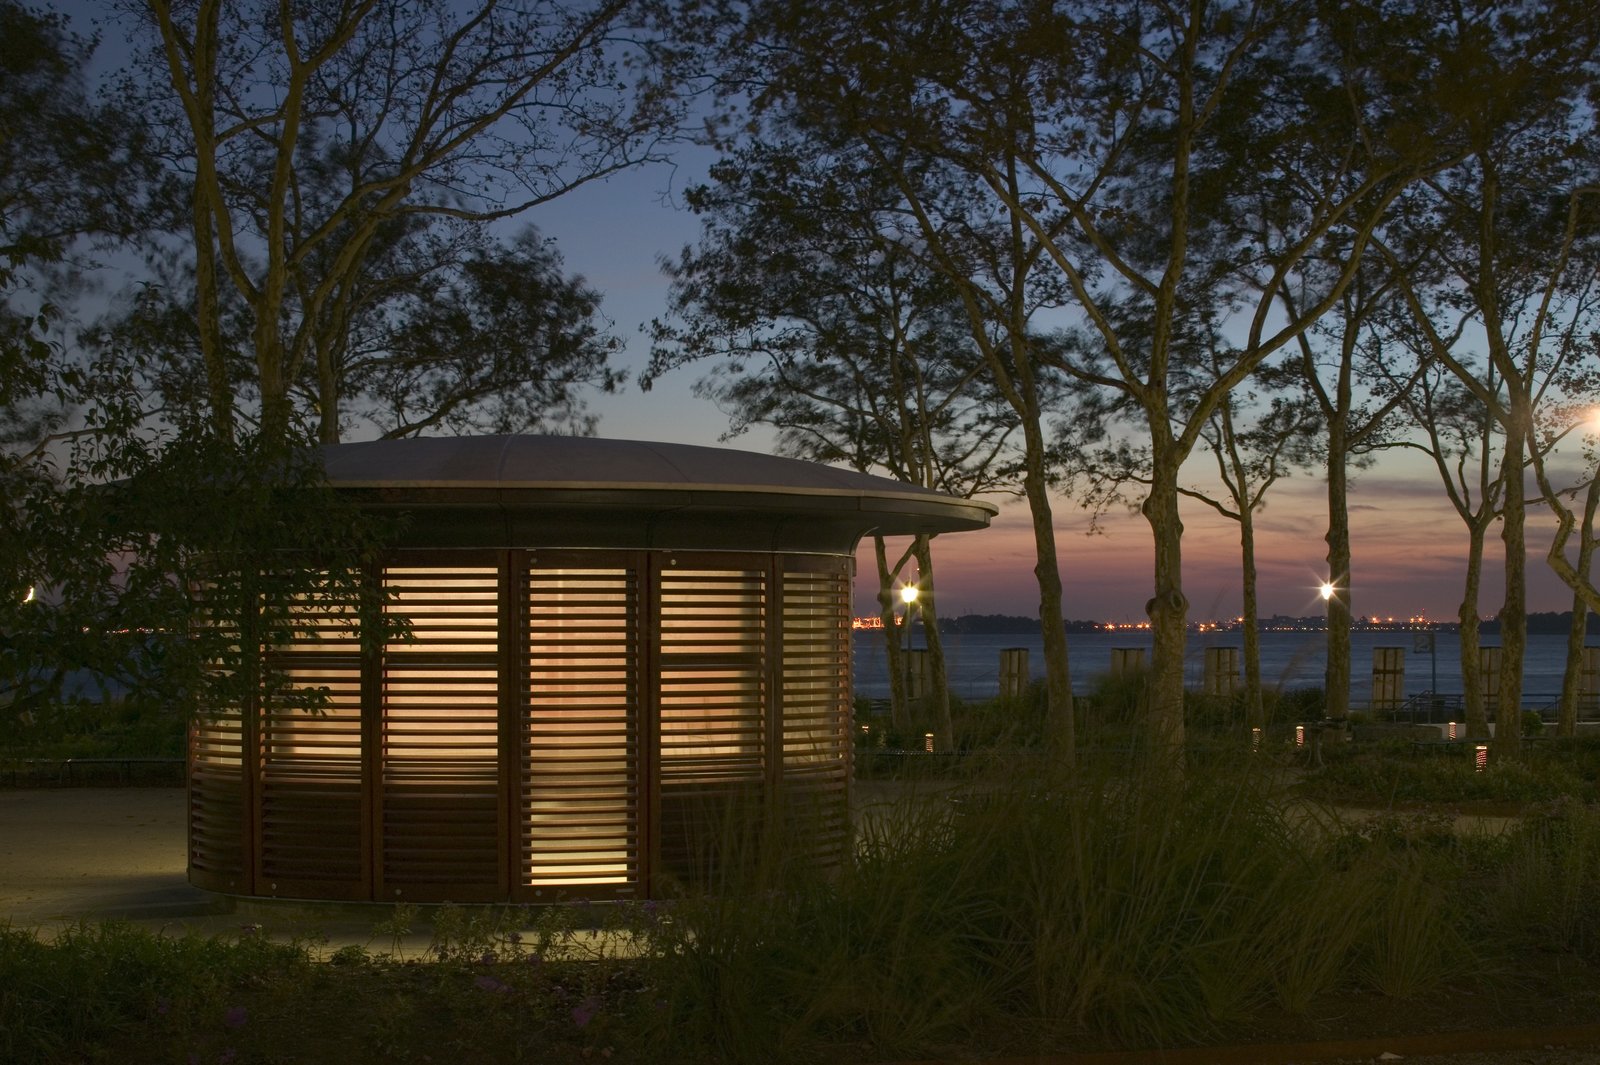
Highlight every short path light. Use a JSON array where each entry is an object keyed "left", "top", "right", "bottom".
[{"left": 1475, "top": 744, "right": 1489, "bottom": 772}]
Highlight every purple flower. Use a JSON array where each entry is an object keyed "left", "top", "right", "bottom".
[
  {"left": 571, "top": 995, "right": 601, "bottom": 1029},
  {"left": 223, "top": 1006, "right": 248, "bottom": 1029}
]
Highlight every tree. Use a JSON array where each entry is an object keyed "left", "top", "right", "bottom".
[
  {"left": 1180, "top": 360, "right": 1320, "bottom": 729},
  {"left": 1280, "top": 258, "right": 1426, "bottom": 723},
  {"left": 321, "top": 226, "right": 622, "bottom": 439},
  {"left": 117, "top": 0, "right": 681, "bottom": 443},
  {"left": 1380, "top": 0, "right": 1600, "bottom": 757},
  {"left": 733, "top": 0, "right": 1445, "bottom": 759},
  {"left": 1389, "top": 359, "right": 1504, "bottom": 739},
  {"left": 647, "top": 138, "right": 1022, "bottom": 746},
  {"left": 1, "top": 0, "right": 157, "bottom": 616}
]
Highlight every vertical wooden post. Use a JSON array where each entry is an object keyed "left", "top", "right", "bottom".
[
  {"left": 905, "top": 648, "right": 932, "bottom": 701},
  {"left": 1372, "top": 646, "right": 1405, "bottom": 712},
  {"left": 1203, "top": 647, "right": 1240, "bottom": 696},
  {"left": 1111, "top": 647, "right": 1146, "bottom": 676},
  {"left": 999, "top": 647, "right": 1029, "bottom": 699},
  {"left": 1479, "top": 646, "right": 1503, "bottom": 713}
]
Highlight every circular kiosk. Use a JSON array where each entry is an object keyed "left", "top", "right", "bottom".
[{"left": 189, "top": 435, "right": 994, "bottom": 904}]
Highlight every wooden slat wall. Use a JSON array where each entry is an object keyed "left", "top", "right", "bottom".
[
  {"left": 379, "top": 566, "right": 503, "bottom": 901},
  {"left": 190, "top": 707, "right": 248, "bottom": 893},
  {"left": 654, "top": 559, "right": 768, "bottom": 889},
  {"left": 256, "top": 587, "right": 365, "bottom": 896},
  {"left": 519, "top": 557, "right": 641, "bottom": 900},
  {"left": 190, "top": 549, "right": 856, "bottom": 904},
  {"left": 189, "top": 591, "right": 249, "bottom": 894},
  {"left": 777, "top": 561, "right": 852, "bottom": 870}
]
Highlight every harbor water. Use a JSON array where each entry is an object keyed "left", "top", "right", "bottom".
[{"left": 852, "top": 629, "right": 1592, "bottom": 704}]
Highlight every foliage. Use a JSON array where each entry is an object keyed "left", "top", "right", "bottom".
[
  {"left": 1, "top": 428, "right": 400, "bottom": 725},
  {"left": 21, "top": 759, "right": 1600, "bottom": 1060},
  {"left": 1303, "top": 742, "right": 1587, "bottom": 804}
]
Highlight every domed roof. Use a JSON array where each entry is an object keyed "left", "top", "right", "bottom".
[{"left": 321, "top": 435, "right": 995, "bottom": 553}]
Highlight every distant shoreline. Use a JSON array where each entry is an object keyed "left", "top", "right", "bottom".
[{"left": 883, "top": 610, "right": 1600, "bottom": 637}]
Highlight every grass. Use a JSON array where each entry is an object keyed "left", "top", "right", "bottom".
[
  {"left": 11, "top": 688, "right": 1600, "bottom": 1062},
  {"left": 14, "top": 748, "right": 1600, "bottom": 1064}
]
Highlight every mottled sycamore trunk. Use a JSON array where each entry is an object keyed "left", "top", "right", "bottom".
[
  {"left": 317, "top": 337, "right": 342, "bottom": 444},
  {"left": 1556, "top": 476, "right": 1599, "bottom": 737},
  {"left": 1021, "top": 434, "right": 1076, "bottom": 765},
  {"left": 912, "top": 535, "right": 954, "bottom": 750},
  {"left": 1239, "top": 504, "right": 1264, "bottom": 730},
  {"left": 1324, "top": 417, "right": 1352, "bottom": 721},
  {"left": 873, "top": 536, "right": 909, "bottom": 732},
  {"left": 1460, "top": 522, "right": 1490, "bottom": 739},
  {"left": 1142, "top": 463, "right": 1187, "bottom": 757},
  {"left": 1496, "top": 412, "right": 1528, "bottom": 759}
]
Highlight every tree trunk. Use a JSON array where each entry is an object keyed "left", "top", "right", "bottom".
[
  {"left": 873, "top": 536, "right": 909, "bottom": 732},
  {"left": 1496, "top": 414, "right": 1528, "bottom": 759},
  {"left": 1239, "top": 499, "right": 1264, "bottom": 730},
  {"left": 1459, "top": 522, "right": 1490, "bottom": 739},
  {"left": 1141, "top": 456, "right": 1187, "bottom": 757},
  {"left": 1324, "top": 416, "right": 1352, "bottom": 721},
  {"left": 912, "top": 535, "right": 954, "bottom": 751},
  {"left": 317, "top": 336, "right": 341, "bottom": 444},
  {"left": 1022, "top": 446, "right": 1076, "bottom": 766},
  {"left": 1558, "top": 589, "right": 1587, "bottom": 738},
  {"left": 1556, "top": 475, "right": 1599, "bottom": 737}
]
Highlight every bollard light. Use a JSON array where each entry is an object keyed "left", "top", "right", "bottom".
[
  {"left": 1295, "top": 724, "right": 1305, "bottom": 748},
  {"left": 924, "top": 732, "right": 935, "bottom": 753},
  {"left": 1475, "top": 744, "right": 1488, "bottom": 772},
  {"left": 1251, "top": 727, "right": 1262, "bottom": 752},
  {"left": 1447, "top": 721, "right": 1458, "bottom": 740}
]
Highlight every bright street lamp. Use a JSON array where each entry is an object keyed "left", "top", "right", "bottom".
[{"left": 900, "top": 582, "right": 919, "bottom": 705}]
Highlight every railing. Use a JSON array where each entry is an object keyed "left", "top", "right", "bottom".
[
  {"left": 1380, "top": 691, "right": 1600, "bottom": 726},
  {"left": 1, "top": 757, "right": 184, "bottom": 787}
]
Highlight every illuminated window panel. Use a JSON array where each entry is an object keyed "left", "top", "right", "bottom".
[
  {"left": 380, "top": 566, "right": 502, "bottom": 898},
  {"left": 778, "top": 566, "right": 852, "bottom": 869},
  {"left": 257, "top": 584, "right": 366, "bottom": 895},
  {"left": 521, "top": 565, "right": 640, "bottom": 896},
  {"left": 779, "top": 569, "right": 851, "bottom": 772},
  {"left": 656, "top": 565, "right": 768, "bottom": 889},
  {"left": 188, "top": 704, "right": 247, "bottom": 893},
  {"left": 658, "top": 568, "right": 766, "bottom": 780}
]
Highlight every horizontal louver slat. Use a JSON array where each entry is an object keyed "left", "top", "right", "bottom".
[
  {"left": 520, "top": 565, "right": 640, "bottom": 896},
  {"left": 381, "top": 567, "right": 501, "bottom": 899}
]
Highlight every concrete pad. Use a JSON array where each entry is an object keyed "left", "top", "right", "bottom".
[{"left": 0, "top": 787, "right": 628, "bottom": 957}]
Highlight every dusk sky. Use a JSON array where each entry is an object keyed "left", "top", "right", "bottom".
[
  {"left": 526, "top": 159, "right": 1587, "bottom": 625},
  {"left": 59, "top": 6, "right": 1589, "bottom": 627}
]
